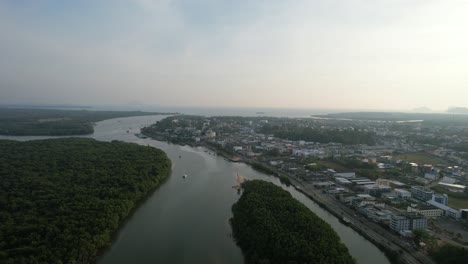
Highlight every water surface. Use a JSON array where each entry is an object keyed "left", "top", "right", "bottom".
[{"left": 0, "top": 115, "right": 390, "bottom": 264}]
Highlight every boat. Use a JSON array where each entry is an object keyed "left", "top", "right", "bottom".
[
  {"left": 135, "top": 133, "right": 148, "bottom": 139},
  {"left": 183, "top": 174, "right": 187, "bottom": 179},
  {"left": 342, "top": 217, "right": 351, "bottom": 225}
]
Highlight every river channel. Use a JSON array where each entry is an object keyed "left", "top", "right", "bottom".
[{"left": 0, "top": 115, "right": 390, "bottom": 264}]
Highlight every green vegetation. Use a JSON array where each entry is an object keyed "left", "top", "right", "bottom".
[
  {"left": 231, "top": 180, "right": 355, "bottom": 264},
  {"left": 248, "top": 161, "right": 278, "bottom": 176},
  {"left": 316, "top": 160, "right": 349, "bottom": 172},
  {"left": 394, "top": 152, "right": 445, "bottom": 165},
  {"left": 305, "top": 163, "right": 324, "bottom": 171},
  {"left": 0, "top": 138, "right": 171, "bottom": 263},
  {"left": 412, "top": 229, "right": 436, "bottom": 248},
  {"left": 247, "top": 161, "right": 291, "bottom": 186},
  {"left": 260, "top": 124, "right": 376, "bottom": 145},
  {"left": 0, "top": 108, "right": 169, "bottom": 136},
  {"left": 430, "top": 244, "right": 468, "bottom": 264}
]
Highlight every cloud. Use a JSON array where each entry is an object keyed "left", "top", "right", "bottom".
[{"left": 0, "top": 1, "right": 467, "bottom": 110}]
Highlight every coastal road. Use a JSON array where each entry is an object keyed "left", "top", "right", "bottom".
[{"left": 298, "top": 182, "right": 435, "bottom": 264}]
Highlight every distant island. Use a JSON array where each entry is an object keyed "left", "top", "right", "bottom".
[
  {"left": 447, "top": 107, "right": 468, "bottom": 114},
  {"left": 412, "top": 106, "right": 432, "bottom": 113},
  {"left": 0, "top": 108, "right": 177, "bottom": 136},
  {"left": 0, "top": 138, "right": 171, "bottom": 263},
  {"left": 231, "top": 180, "right": 355, "bottom": 264},
  {"left": 312, "top": 111, "right": 468, "bottom": 125}
]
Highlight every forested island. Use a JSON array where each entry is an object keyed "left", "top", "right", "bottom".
[
  {"left": 0, "top": 108, "right": 174, "bottom": 136},
  {"left": 0, "top": 138, "right": 172, "bottom": 263},
  {"left": 231, "top": 180, "right": 355, "bottom": 264}
]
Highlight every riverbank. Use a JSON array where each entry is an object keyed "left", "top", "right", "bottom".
[
  {"left": 140, "top": 132, "right": 401, "bottom": 263},
  {"left": 0, "top": 138, "right": 173, "bottom": 263},
  {"left": 96, "top": 165, "right": 172, "bottom": 262}
]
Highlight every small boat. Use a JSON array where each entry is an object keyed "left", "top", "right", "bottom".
[
  {"left": 179, "top": 155, "right": 182, "bottom": 158},
  {"left": 135, "top": 133, "right": 148, "bottom": 139},
  {"left": 342, "top": 217, "right": 351, "bottom": 225},
  {"left": 183, "top": 174, "right": 187, "bottom": 179}
]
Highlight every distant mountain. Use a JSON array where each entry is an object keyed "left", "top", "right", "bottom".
[
  {"left": 412, "top": 106, "right": 432, "bottom": 113},
  {"left": 447, "top": 107, "right": 468, "bottom": 114}
]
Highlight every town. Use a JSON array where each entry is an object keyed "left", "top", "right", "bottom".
[{"left": 142, "top": 114, "right": 468, "bottom": 263}]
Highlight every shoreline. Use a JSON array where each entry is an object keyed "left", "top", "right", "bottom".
[
  {"left": 140, "top": 132, "right": 402, "bottom": 263},
  {"left": 94, "top": 158, "right": 172, "bottom": 263}
]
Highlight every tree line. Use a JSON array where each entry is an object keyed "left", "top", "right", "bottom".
[
  {"left": 0, "top": 138, "right": 172, "bottom": 263},
  {"left": 0, "top": 108, "right": 169, "bottom": 136},
  {"left": 259, "top": 125, "right": 376, "bottom": 145}
]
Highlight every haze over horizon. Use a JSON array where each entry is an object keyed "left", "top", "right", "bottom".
[{"left": 1, "top": 1, "right": 467, "bottom": 111}]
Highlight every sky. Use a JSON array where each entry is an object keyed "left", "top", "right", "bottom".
[{"left": 0, "top": 0, "right": 467, "bottom": 111}]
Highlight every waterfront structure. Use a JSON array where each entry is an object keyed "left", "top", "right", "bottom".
[
  {"left": 358, "top": 204, "right": 393, "bottom": 224},
  {"left": 390, "top": 212, "right": 427, "bottom": 232},
  {"left": 410, "top": 186, "right": 433, "bottom": 201}
]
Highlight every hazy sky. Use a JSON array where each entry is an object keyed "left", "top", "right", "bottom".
[{"left": 0, "top": 0, "right": 467, "bottom": 111}]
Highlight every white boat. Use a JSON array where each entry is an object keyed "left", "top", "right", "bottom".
[{"left": 183, "top": 174, "right": 187, "bottom": 179}]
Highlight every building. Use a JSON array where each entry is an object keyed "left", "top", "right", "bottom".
[
  {"left": 410, "top": 163, "right": 419, "bottom": 174},
  {"left": 358, "top": 204, "right": 393, "bottom": 223},
  {"left": 390, "top": 212, "right": 427, "bottom": 232},
  {"left": 427, "top": 199, "right": 461, "bottom": 219},
  {"left": 334, "top": 172, "right": 356, "bottom": 178},
  {"left": 363, "top": 184, "right": 392, "bottom": 197},
  {"left": 410, "top": 186, "right": 433, "bottom": 201},
  {"left": 407, "top": 205, "right": 443, "bottom": 218},
  {"left": 461, "top": 209, "right": 468, "bottom": 219},
  {"left": 395, "top": 189, "right": 412, "bottom": 199},
  {"left": 423, "top": 164, "right": 434, "bottom": 173},
  {"left": 233, "top": 146, "right": 243, "bottom": 151},
  {"left": 335, "top": 177, "right": 352, "bottom": 185},
  {"left": 424, "top": 173, "right": 437, "bottom": 180},
  {"left": 432, "top": 193, "right": 448, "bottom": 206},
  {"left": 376, "top": 178, "right": 391, "bottom": 186}
]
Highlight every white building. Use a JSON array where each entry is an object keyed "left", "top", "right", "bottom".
[
  {"left": 233, "top": 146, "right": 243, "bottom": 151},
  {"left": 395, "top": 189, "right": 412, "bottom": 199},
  {"left": 410, "top": 186, "right": 433, "bottom": 201},
  {"left": 390, "top": 213, "right": 427, "bottom": 232},
  {"left": 334, "top": 172, "right": 356, "bottom": 178},
  {"left": 407, "top": 205, "right": 443, "bottom": 218},
  {"left": 432, "top": 193, "right": 448, "bottom": 206},
  {"left": 427, "top": 199, "right": 461, "bottom": 219}
]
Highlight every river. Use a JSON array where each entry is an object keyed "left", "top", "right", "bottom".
[{"left": 0, "top": 115, "right": 390, "bottom": 264}]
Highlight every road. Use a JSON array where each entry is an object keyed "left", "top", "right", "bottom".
[{"left": 295, "top": 180, "right": 436, "bottom": 264}]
